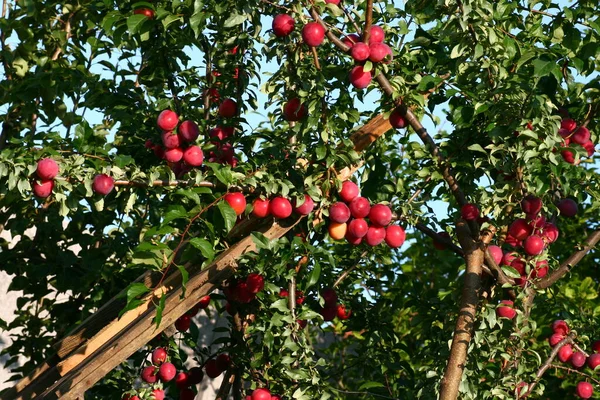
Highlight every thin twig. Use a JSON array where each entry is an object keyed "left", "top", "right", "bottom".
[
  {"left": 341, "top": 6, "right": 362, "bottom": 36},
  {"left": 333, "top": 250, "right": 368, "bottom": 288},
  {"left": 406, "top": 176, "right": 431, "bottom": 204},
  {"left": 203, "top": 39, "right": 213, "bottom": 121},
  {"left": 309, "top": 9, "right": 467, "bottom": 208},
  {"left": 167, "top": 70, "right": 182, "bottom": 116},
  {"left": 153, "top": 195, "right": 226, "bottom": 289},
  {"left": 582, "top": 102, "right": 598, "bottom": 128},
  {"left": 549, "top": 364, "right": 600, "bottom": 385},
  {"left": 331, "top": 388, "right": 399, "bottom": 400},
  {"left": 259, "top": 0, "right": 294, "bottom": 13},
  {"left": 310, "top": 46, "right": 321, "bottom": 70},
  {"left": 51, "top": 14, "right": 72, "bottom": 61},
  {"left": 414, "top": 223, "right": 463, "bottom": 255},
  {"left": 523, "top": 7, "right": 591, "bottom": 28},
  {"left": 573, "top": 343, "right": 589, "bottom": 357},
  {"left": 288, "top": 276, "right": 297, "bottom": 319}
]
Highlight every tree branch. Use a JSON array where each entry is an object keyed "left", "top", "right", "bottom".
[
  {"left": 439, "top": 221, "right": 484, "bottom": 400},
  {"left": 0, "top": 0, "right": 11, "bottom": 81},
  {"left": 51, "top": 13, "right": 72, "bottom": 61},
  {"left": 483, "top": 248, "right": 514, "bottom": 286},
  {"left": 362, "top": 0, "right": 374, "bottom": 44},
  {"left": 414, "top": 223, "right": 463, "bottom": 255},
  {"left": 524, "top": 334, "right": 575, "bottom": 396},
  {"left": 309, "top": 9, "right": 350, "bottom": 52},
  {"left": 341, "top": 6, "right": 362, "bottom": 36},
  {"left": 536, "top": 230, "right": 600, "bottom": 289},
  {"left": 113, "top": 179, "right": 217, "bottom": 188}
]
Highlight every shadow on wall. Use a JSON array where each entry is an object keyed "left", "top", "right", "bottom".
[
  {"left": 0, "top": 270, "right": 25, "bottom": 391},
  {"left": 187, "top": 307, "right": 230, "bottom": 400}
]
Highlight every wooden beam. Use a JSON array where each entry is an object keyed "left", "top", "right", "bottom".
[
  {"left": 42, "top": 217, "right": 302, "bottom": 399},
  {"left": 349, "top": 114, "right": 392, "bottom": 152}
]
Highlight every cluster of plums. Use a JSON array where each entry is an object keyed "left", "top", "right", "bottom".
[
  {"left": 271, "top": 13, "right": 391, "bottom": 90},
  {"left": 327, "top": 181, "right": 406, "bottom": 248},
  {"left": 510, "top": 321, "right": 598, "bottom": 399},
  {"left": 145, "top": 110, "right": 205, "bottom": 177},
  {"left": 459, "top": 195, "right": 578, "bottom": 292},
  {"left": 318, "top": 287, "right": 351, "bottom": 322},
  {"left": 342, "top": 27, "right": 392, "bottom": 89},
  {"left": 547, "top": 321, "right": 598, "bottom": 399},
  {"left": 123, "top": 345, "right": 213, "bottom": 400},
  {"left": 32, "top": 158, "right": 114, "bottom": 199},
  {"left": 223, "top": 273, "right": 266, "bottom": 307},
  {"left": 503, "top": 196, "right": 577, "bottom": 287},
  {"left": 225, "top": 191, "right": 316, "bottom": 220},
  {"left": 557, "top": 117, "right": 596, "bottom": 165}
]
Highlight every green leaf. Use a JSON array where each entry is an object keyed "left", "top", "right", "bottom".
[
  {"left": 190, "top": 12, "right": 206, "bottom": 37},
  {"left": 468, "top": 144, "right": 487, "bottom": 154},
  {"left": 305, "top": 262, "right": 321, "bottom": 290},
  {"left": 127, "top": 14, "right": 147, "bottom": 35},
  {"left": 176, "top": 263, "right": 189, "bottom": 297},
  {"left": 316, "top": 145, "right": 327, "bottom": 160},
  {"left": 189, "top": 238, "right": 215, "bottom": 262},
  {"left": 532, "top": 58, "right": 556, "bottom": 77},
  {"left": 114, "top": 155, "right": 134, "bottom": 168},
  {"left": 162, "top": 205, "right": 188, "bottom": 226},
  {"left": 224, "top": 13, "right": 247, "bottom": 28},
  {"left": 359, "top": 381, "right": 385, "bottom": 390},
  {"left": 162, "top": 14, "right": 181, "bottom": 30},
  {"left": 218, "top": 201, "right": 237, "bottom": 232},
  {"left": 251, "top": 232, "right": 272, "bottom": 250},
  {"left": 501, "top": 266, "right": 521, "bottom": 279},
  {"left": 516, "top": 50, "right": 536, "bottom": 71},
  {"left": 122, "top": 192, "right": 136, "bottom": 214},
  {"left": 450, "top": 44, "right": 463, "bottom": 59},
  {"left": 214, "top": 167, "right": 234, "bottom": 185},
  {"left": 118, "top": 283, "right": 150, "bottom": 318},
  {"left": 153, "top": 293, "right": 166, "bottom": 328}
]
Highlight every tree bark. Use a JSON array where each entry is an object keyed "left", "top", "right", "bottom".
[{"left": 439, "top": 222, "right": 484, "bottom": 399}]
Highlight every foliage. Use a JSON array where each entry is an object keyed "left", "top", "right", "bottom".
[{"left": 0, "top": 0, "right": 599, "bottom": 399}]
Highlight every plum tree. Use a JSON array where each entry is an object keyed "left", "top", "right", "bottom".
[{"left": 0, "top": 1, "right": 598, "bottom": 400}]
